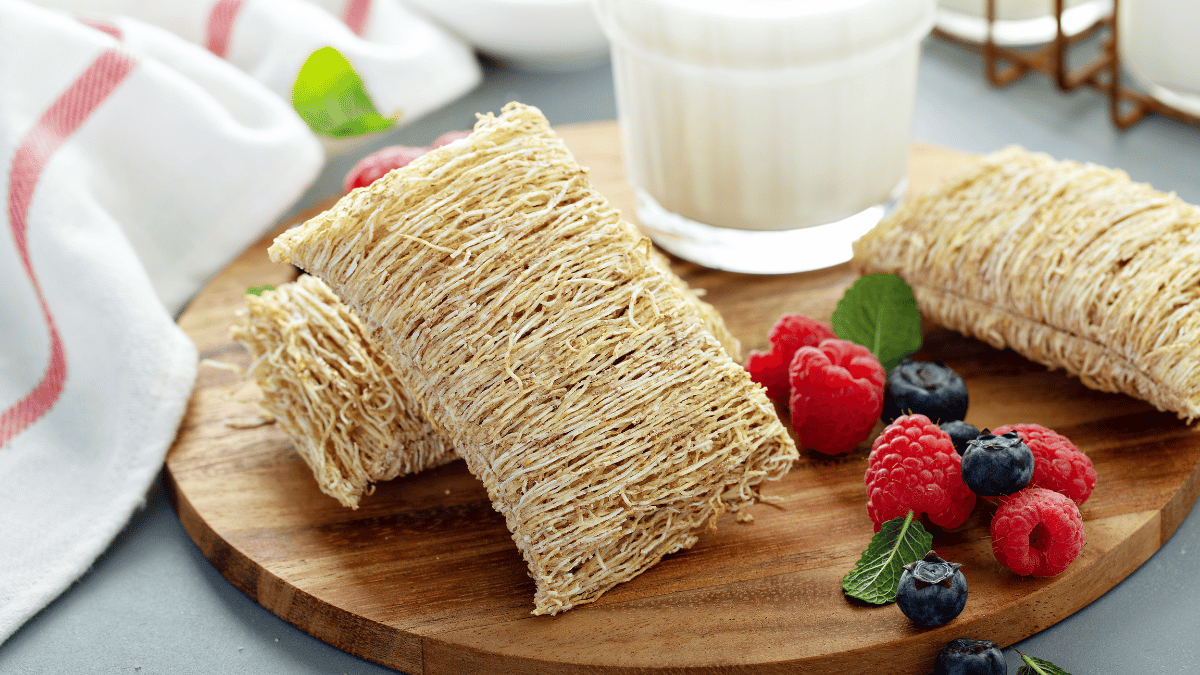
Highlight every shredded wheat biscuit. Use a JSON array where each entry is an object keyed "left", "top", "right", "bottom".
[
  {"left": 854, "top": 145, "right": 1200, "bottom": 422},
  {"left": 231, "top": 275, "right": 456, "bottom": 509},
  {"left": 269, "top": 102, "right": 796, "bottom": 614},
  {"left": 647, "top": 247, "right": 742, "bottom": 362},
  {"left": 231, "top": 269, "right": 736, "bottom": 509}
]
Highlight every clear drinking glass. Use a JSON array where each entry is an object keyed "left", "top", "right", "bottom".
[
  {"left": 935, "top": 0, "right": 1112, "bottom": 45},
  {"left": 1119, "top": 0, "right": 1200, "bottom": 117},
  {"left": 595, "top": 0, "right": 934, "bottom": 274}
]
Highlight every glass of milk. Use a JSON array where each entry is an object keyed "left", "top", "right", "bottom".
[
  {"left": 935, "top": 0, "right": 1111, "bottom": 46},
  {"left": 595, "top": 0, "right": 934, "bottom": 274},
  {"left": 1119, "top": 0, "right": 1200, "bottom": 117}
]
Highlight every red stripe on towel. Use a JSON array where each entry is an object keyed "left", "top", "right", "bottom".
[
  {"left": 343, "top": 0, "right": 371, "bottom": 36},
  {"left": 77, "top": 17, "right": 123, "bottom": 41},
  {"left": 206, "top": 0, "right": 245, "bottom": 58},
  {"left": 1, "top": 49, "right": 136, "bottom": 448}
]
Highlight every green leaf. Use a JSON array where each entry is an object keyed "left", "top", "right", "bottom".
[
  {"left": 292, "top": 46, "right": 397, "bottom": 138},
  {"left": 831, "top": 273, "right": 923, "bottom": 371},
  {"left": 841, "top": 510, "right": 933, "bottom": 605},
  {"left": 246, "top": 285, "right": 275, "bottom": 296},
  {"left": 1016, "top": 652, "right": 1072, "bottom": 675}
]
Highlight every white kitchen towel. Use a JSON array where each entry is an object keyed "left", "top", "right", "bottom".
[
  {"left": 1, "top": 0, "right": 482, "bottom": 644},
  {"left": 0, "top": 0, "right": 325, "bottom": 643},
  {"left": 28, "top": 0, "right": 484, "bottom": 155}
]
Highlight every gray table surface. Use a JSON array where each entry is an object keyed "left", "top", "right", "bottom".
[{"left": 4, "top": 36, "right": 1200, "bottom": 674}]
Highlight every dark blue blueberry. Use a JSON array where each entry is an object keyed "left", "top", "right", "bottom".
[
  {"left": 960, "top": 430, "right": 1034, "bottom": 497},
  {"left": 896, "top": 551, "right": 967, "bottom": 627},
  {"left": 940, "top": 420, "right": 981, "bottom": 454},
  {"left": 882, "top": 361, "right": 969, "bottom": 424},
  {"left": 933, "top": 638, "right": 1006, "bottom": 675}
]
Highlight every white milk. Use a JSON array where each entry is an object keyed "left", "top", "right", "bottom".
[
  {"left": 595, "top": 0, "right": 934, "bottom": 274},
  {"left": 1119, "top": 0, "right": 1200, "bottom": 117},
  {"left": 935, "top": 0, "right": 1111, "bottom": 45}
]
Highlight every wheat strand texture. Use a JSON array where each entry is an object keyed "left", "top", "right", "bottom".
[
  {"left": 854, "top": 146, "right": 1200, "bottom": 421},
  {"left": 231, "top": 275, "right": 456, "bottom": 508},
  {"left": 230, "top": 263, "right": 733, "bottom": 511},
  {"left": 269, "top": 103, "right": 797, "bottom": 614},
  {"left": 230, "top": 260, "right": 735, "bottom": 510},
  {"left": 648, "top": 247, "right": 742, "bottom": 362}
]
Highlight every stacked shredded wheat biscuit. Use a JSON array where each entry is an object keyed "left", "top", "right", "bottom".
[
  {"left": 232, "top": 268, "right": 741, "bottom": 509},
  {"left": 231, "top": 275, "right": 456, "bottom": 508},
  {"left": 265, "top": 103, "right": 797, "bottom": 614},
  {"left": 854, "top": 146, "right": 1200, "bottom": 422}
]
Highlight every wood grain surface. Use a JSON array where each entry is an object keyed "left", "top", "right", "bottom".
[{"left": 166, "top": 121, "right": 1200, "bottom": 675}]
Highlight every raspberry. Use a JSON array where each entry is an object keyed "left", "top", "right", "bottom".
[
  {"left": 991, "top": 487, "right": 1085, "bottom": 576},
  {"left": 745, "top": 349, "right": 789, "bottom": 403},
  {"left": 993, "top": 424, "right": 1096, "bottom": 505},
  {"left": 788, "top": 338, "right": 885, "bottom": 454},
  {"left": 745, "top": 314, "right": 835, "bottom": 403},
  {"left": 343, "top": 145, "right": 428, "bottom": 193},
  {"left": 769, "top": 314, "right": 836, "bottom": 365},
  {"left": 430, "top": 130, "right": 471, "bottom": 148},
  {"left": 865, "top": 414, "right": 976, "bottom": 531}
]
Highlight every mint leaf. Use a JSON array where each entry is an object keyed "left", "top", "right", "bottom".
[
  {"left": 1016, "top": 652, "right": 1072, "bottom": 675},
  {"left": 246, "top": 285, "right": 275, "bottom": 296},
  {"left": 831, "top": 273, "right": 922, "bottom": 371},
  {"left": 842, "top": 510, "right": 933, "bottom": 605},
  {"left": 292, "top": 47, "right": 397, "bottom": 138}
]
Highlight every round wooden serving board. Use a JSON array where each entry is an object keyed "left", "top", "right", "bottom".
[{"left": 167, "top": 122, "right": 1200, "bottom": 675}]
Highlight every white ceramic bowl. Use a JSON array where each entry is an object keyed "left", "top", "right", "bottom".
[{"left": 404, "top": 0, "right": 609, "bottom": 72}]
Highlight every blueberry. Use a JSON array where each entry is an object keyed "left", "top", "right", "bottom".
[
  {"left": 960, "top": 430, "right": 1034, "bottom": 497},
  {"left": 933, "top": 638, "right": 1006, "bottom": 675},
  {"left": 896, "top": 551, "right": 967, "bottom": 627},
  {"left": 882, "top": 361, "right": 968, "bottom": 424},
  {"left": 940, "top": 420, "right": 981, "bottom": 454}
]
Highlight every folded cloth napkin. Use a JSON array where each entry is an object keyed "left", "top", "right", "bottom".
[
  {"left": 28, "top": 0, "right": 483, "bottom": 155},
  {"left": 0, "top": 0, "right": 476, "bottom": 643}
]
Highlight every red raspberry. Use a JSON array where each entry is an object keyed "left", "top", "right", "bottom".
[
  {"left": 745, "top": 314, "right": 836, "bottom": 403},
  {"left": 745, "top": 349, "right": 789, "bottom": 403},
  {"left": 991, "top": 487, "right": 1085, "bottom": 576},
  {"left": 789, "top": 338, "right": 885, "bottom": 455},
  {"left": 430, "top": 130, "right": 471, "bottom": 148},
  {"left": 343, "top": 145, "right": 428, "bottom": 193},
  {"left": 770, "top": 314, "right": 836, "bottom": 365},
  {"left": 865, "top": 414, "right": 976, "bottom": 531},
  {"left": 993, "top": 424, "right": 1096, "bottom": 505}
]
